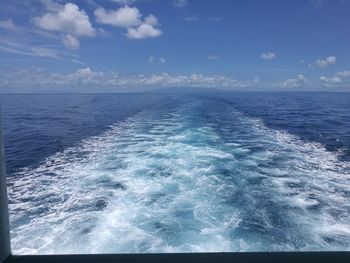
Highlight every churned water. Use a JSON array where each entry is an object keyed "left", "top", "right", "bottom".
[{"left": 1, "top": 92, "right": 350, "bottom": 254}]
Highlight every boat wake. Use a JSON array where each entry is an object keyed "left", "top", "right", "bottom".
[{"left": 8, "top": 98, "right": 350, "bottom": 254}]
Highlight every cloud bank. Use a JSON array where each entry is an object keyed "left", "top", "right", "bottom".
[
  {"left": 0, "top": 67, "right": 350, "bottom": 93},
  {"left": 0, "top": 67, "right": 259, "bottom": 92},
  {"left": 1, "top": 67, "right": 350, "bottom": 92}
]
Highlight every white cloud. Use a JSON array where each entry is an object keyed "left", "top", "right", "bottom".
[
  {"left": 159, "top": 57, "right": 166, "bottom": 64},
  {"left": 172, "top": 0, "right": 188, "bottom": 8},
  {"left": 282, "top": 74, "right": 306, "bottom": 88},
  {"left": 95, "top": 6, "right": 162, "bottom": 40},
  {"left": 327, "top": 56, "right": 336, "bottom": 64},
  {"left": 33, "top": 3, "right": 96, "bottom": 49},
  {"left": 144, "top": 15, "right": 159, "bottom": 26},
  {"left": 320, "top": 76, "right": 342, "bottom": 87},
  {"left": 311, "top": 0, "right": 344, "bottom": 8},
  {"left": 0, "top": 39, "right": 86, "bottom": 64},
  {"left": 0, "top": 19, "right": 17, "bottom": 31},
  {"left": 1, "top": 41, "right": 54, "bottom": 59},
  {"left": 261, "top": 52, "right": 276, "bottom": 60},
  {"left": 184, "top": 15, "right": 198, "bottom": 22},
  {"left": 336, "top": 70, "right": 350, "bottom": 78},
  {"left": 209, "top": 17, "right": 221, "bottom": 22},
  {"left": 148, "top": 56, "right": 155, "bottom": 63},
  {"left": 68, "top": 67, "right": 104, "bottom": 82},
  {"left": 94, "top": 5, "right": 142, "bottom": 28},
  {"left": 70, "top": 59, "right": 88, "bottom": 65},
  {"left": 127, "top": 23, "right": 162, "bottom": 39},
  {"left": 320, "top": 70, "right": 350, "bottom": 87},
  {"left": 315, "top": 56, "right": 336, "bottom": 68},
  {"left": 148, "top": 56, "right": 166, "bottom": 64},
  {"left": 0, "top": 45, "right": 59, "bottom": 59},
  {"left": 38, "top": 0, "right": 62, "bottom": 12},
  {"left": 34, "top": 4, "right": 96, "bottom": 36},
  {"left": 62, "top": 34, "right": 80, "bottom": 49},
  {"left": 208, "top": 55, "right": 219, "bottom": 61},
  {"left": 310, "top": 0, "right": 327, "bottom": 7}
]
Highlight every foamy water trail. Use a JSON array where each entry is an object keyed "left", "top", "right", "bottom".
[{"left": 8, "top": 98, "right": 350, "bottom": 254}]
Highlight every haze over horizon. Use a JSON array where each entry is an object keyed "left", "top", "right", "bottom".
[{"left": 1, "top": 0, "right": 350, "bottom": 93}]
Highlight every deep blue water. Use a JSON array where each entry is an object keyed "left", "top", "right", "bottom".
[{"left": 1, "top": 92, "right": 350, "bottom": 254}]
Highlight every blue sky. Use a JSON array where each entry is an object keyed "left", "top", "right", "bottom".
[{"left": 0, "top": 0, "right": 350, "bottom": 92}]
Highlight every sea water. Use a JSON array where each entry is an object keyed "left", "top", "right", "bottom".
[{"left": 1, "top": 92, "right": 350, "bottom": 254}]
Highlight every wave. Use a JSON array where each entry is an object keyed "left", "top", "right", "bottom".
[{"left": 8, "top": 99, "right": 350, "bottom": 254}]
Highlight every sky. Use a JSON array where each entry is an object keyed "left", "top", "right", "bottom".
[{"left": 0, "top": 0, "right": 350, "bottom": 93}]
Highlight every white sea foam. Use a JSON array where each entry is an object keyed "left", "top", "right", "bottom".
[{"left": 7, "top": 99, "right": 350, "bottom": 254}]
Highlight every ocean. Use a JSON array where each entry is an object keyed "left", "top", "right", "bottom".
[{"left": 1, "top": 92, "right": 350, "bottom": 254}]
